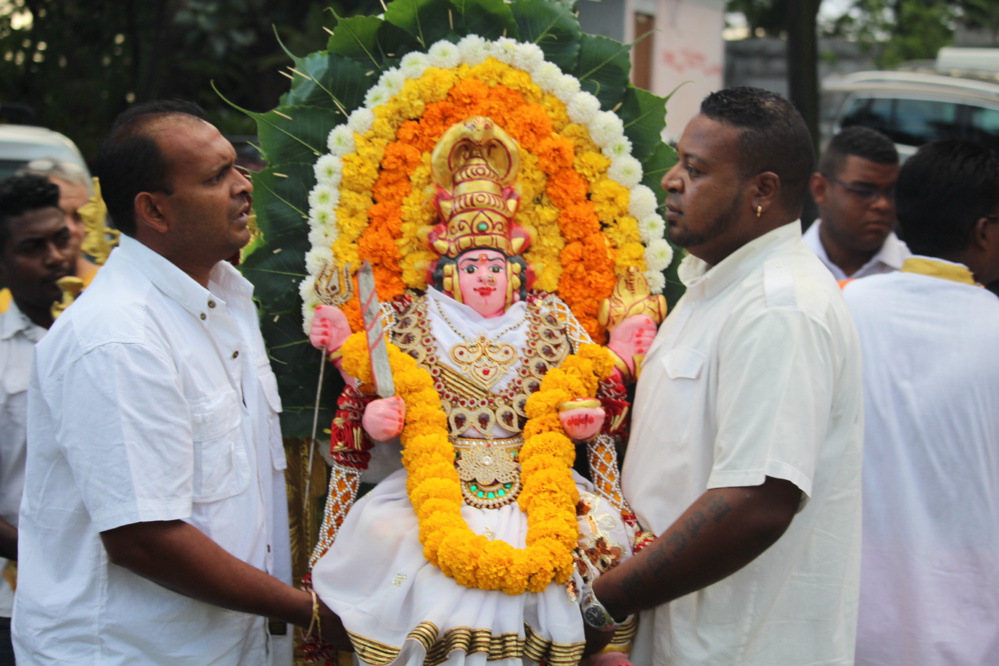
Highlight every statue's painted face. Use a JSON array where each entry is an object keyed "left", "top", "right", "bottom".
[{"left": 456, "top": 249, "right": 508, "bottom": 318}]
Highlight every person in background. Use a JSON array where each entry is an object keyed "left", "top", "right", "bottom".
[
  {"left": 12, "top": 100, "right": 342, "bottom": 665},
  {"left": 0, "top": 173, "right": 74, "bottom": 666},
  {"left": 846, "top": 138, "right": 999, "bottom": 665},
  {"left": 589, "top": 87, "right": 864, "bottom": 664},
  {"left": 805, "top": 126, "right": 909, "bottom": 280}
]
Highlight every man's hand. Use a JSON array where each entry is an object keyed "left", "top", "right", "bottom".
[{"left": 361, "top": 396, "right": 405, "bottom": 442}]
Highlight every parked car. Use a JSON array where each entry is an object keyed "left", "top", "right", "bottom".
[
  {"left": 821, "top": 48, "right": 999, "bottom": 159},
  {"left": 0, "top": 124, "right": 90, "bottom": 181}
]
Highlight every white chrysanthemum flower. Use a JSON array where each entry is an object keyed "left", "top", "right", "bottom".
[
  {"left": 305, "top": 246, "right": 336, "bottom": 279},
  {"left": 457, "top": 34, "right": 491, "bottom": 65},
  {"left": 378, "top": 68, "right": 405, "bottom": 96},
  {"left": 308, "top": 182, "right": 339, "bottom": 214},
  {"left": 606, "top": 135, "right": 633, "bottom": 159},
  {"left": 628, "top": 185, "right": 658, "bottom": 220},
  {"left": 589, "top": 111, "right": 626, "bottom": 148},
  {"left": 313, "top": 154, "right": 343, "bottom": 186},
  {"left": 326, "top": 125, "right": 355, "bottom": 157},
  {"left": 428, "top": 40, "right": 460, "bottom": 69},
  {"left": 637, "top": 213, "right": 666, "bottom": 243},
  {"left": 347, "top": 109, "right": 374, "bottom": 136},
  {"left": 553, "top": 74, "right": 582, "bottom": 104},
  {"left": 645, "top": 238, "right": 674, "bottom": 272},
  {"left": 531, "top": 61, "right": 563, "bottom": 92},
  {"left": 399, "top": 51, "right": 429, "bottom": 79},
  {"left": 567, "top": 91, "right": 601, "bottom": 124},
  {"left": 300, "top": 278, "right": 321, "bottom": 334},
  {"left": 608, "top": 154, "right": 643, "bottom": 189},
  {"left": 511, "top": 42, "right": 545, "bottom": 73},
  {"left": 307, "top": 219, "right": 338, "bottom": 249},
  {"left": 644, "top": 269, "right": 666, "bottom": 294},
  {"left": 490, "top": 37, "right": 521, "bottom": 66},
  {"left": 363, "top": 83, "right": 392, "bottom": 110}
]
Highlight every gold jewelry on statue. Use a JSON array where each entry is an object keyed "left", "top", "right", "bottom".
[
  {"left": 452, "top": 435, "right": 523, "bottom": 508},
  {"left": 756, "top": 205, "right": 762, "bottom": 218},
  {"left": 597, "top": 266, "right": 667, "bottom": 331}
]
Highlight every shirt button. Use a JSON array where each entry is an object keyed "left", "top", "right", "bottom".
[
  {"left": 208, "top": 300, "right": 216, "bottom": 309},
  {"left": 232, "top": 350, "right": 239, "bottom": 359},
  {"left": 200, "top": 313, "right": 206, "bottom": 320}
]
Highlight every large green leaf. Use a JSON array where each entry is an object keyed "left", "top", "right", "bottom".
[
  {"left": 326, "top": 14, "right": 421, "bottom": 69},
  {"left": 619, "top": 86, "right": 667, "bottom": 162},
  {"left": 247, "top": 105, "right": 338, "bottom": 166},
  {"left": 450, "top": 0, "right": 517, "bottom": 42},
  {"left": 575, "top": 33, "right": 631, "bottom": 110},
  {"left": 384, "top": 0, "right": 458, "bottom": 48},
  {"left": 280, "top": 51, "right": 372, "bottom": 119},
  {"left": 509, "top": 0, "right": 580, "bottom": 72},
  {"left": 639, "top": 141, "right": 677, "bottom": 210},
  {"left": 249, "top": 163, "right": 315, "bottom": 241},
  {"left": 239, "top": 229, "right": 309, "bottom": 311}
]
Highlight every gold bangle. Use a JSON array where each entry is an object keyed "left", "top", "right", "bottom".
[{"left": 305, "top": 588, "right": 320, "bottom": 639}]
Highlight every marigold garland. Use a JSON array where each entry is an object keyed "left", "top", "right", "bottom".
[{"left": 339, "top": 331, "right": 613, "bottom": 594}]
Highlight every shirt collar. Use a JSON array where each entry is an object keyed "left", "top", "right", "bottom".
[
  {"left": 0, "top": 300, "right": 46, "bottom": 343},
  {"left": 115, "top": 235, "right": 253, "bottom": 317},
  {"left": 678, "top": 222, "right": 802, "bottom": 301},
  {"left": 807, "top": 218, "right": 909, "bottom": 274},
  {"left": 901, "top": 256, "right": 978, "bottom": 285}
]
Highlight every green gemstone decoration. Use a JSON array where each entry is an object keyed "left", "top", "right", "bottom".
[
  {"left": 477, "top": 222, "right": 488, "bottom": 231},
  {"left": 498, "top": 489, "right": 506, "bottom": 497},
  {"left": 487, "top": 492, "right": 496, "bottom": 499},
  {"left": 477, "top": 491, "right": 485, "bottom": 498},
  {"left": 470, "top": 484, "right": 478, "bottom": 491}
]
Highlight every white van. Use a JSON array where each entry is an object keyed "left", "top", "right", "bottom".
[
  {"left": 821, "top": 48, "right": 999, "bottom": 159},
  {"left": 0, "top": 124, "right": 90, "bottom": 181}
]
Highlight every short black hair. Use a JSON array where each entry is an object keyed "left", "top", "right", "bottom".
[
  {"left": 818, "top": 126, "right": 898, "bottom": 176},
  {"left": 896, "top": 138, "right": 999, "bottom": 258},
  {"left": 700, "top": 86, "right": 815, "bottom": 217},
  {"left": 95, "top": 99, "right": 209, "bottom": 237},
  {"left": 0, "top": 173, "right": 61, "bottom": 254}
]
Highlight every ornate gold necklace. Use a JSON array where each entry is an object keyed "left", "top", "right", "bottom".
[{"left": 430, "top": 297, "right": 522, "bottom": 390}]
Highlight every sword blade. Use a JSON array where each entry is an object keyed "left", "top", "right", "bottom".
[{"left": 357, "top": 260, "right": 395, "bottom": 398}]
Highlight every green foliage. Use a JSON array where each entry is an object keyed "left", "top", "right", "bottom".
[{"left": 243, "top": 0, "right": 677, "bottom": 435}]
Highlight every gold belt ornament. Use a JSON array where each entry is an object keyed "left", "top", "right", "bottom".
[{"left": 452, "top": 435, "right": 523, "bottom": 509}]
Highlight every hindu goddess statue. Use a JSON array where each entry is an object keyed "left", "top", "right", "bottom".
[{"left": 306, "top": 117, "right": 664, "bottom": 666}]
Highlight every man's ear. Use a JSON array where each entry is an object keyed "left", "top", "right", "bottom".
[
  {"left": 809, "top": 172, "right": 827, "bottom": 205},
  {"left": 750, "top": 171, "right": 780, "bottom": 217},
  {"left": 134, "top": 192, "right": 169, "bottom": 235}
]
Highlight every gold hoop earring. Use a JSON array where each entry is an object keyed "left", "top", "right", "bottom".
[{"left": 756, "top": 205, "right": 762, "bottom": 218}]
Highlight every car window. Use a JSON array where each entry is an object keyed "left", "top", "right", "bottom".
[
  {"left": 841, "top": 95, "right": 964, "bottom": 148},
  {"left": 966, "top": 106, "right": 999, "bottom": 152}
]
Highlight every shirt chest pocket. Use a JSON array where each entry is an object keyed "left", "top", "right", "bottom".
[
  {"left": 189, "top": 389, "right": 249, "bottom": 503},
  {"left": 659, "top": 347, "right": 707, "bottom": 440}
]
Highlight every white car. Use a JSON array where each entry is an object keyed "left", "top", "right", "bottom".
[
  {"left": 821, "top": 48, "right": 999, "bottom": 160},
  {"left": 0, "top": 124, "right": 90, "bottom": 181}
]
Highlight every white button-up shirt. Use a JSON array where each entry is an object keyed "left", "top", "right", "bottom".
[
  {"left": 803, "top": 218, "right": 910, "bottom": 280},
  {"left": 14, "top": 235, "right": 288, "bottom": 665},
  {"left": 623, "top": 222, "right": 864, "bottom": 665},
  {"left": 0, "top": 302, "right": 46, "bottom": 618},
  {"left": 845, "top": 263, "right": 999, "bottom": 665}
]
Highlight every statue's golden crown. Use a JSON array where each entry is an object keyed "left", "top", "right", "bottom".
[{"left": 425, "top": 117, "right": 531, "bottom": 258}]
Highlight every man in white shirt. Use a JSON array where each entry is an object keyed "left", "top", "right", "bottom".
[
  {"left": 589, "top": 87, "right": 864, "bottom": 665},
  {"left": 845, "top": 138, "right": 999, "bottom": 665},
  {"left": 13, "top": 100, "right": 342, "bottom": 664},
  {"left": 0, "top": 174, "right": 75, "bottom": 666},
  {"left": 805, "top": 126, "right": 909, "bottom": 280}
]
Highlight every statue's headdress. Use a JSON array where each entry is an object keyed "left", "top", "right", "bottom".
[{"left": 424, "top": 117, "right": 532, "bottom": 260}]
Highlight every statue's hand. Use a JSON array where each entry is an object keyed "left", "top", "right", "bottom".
[
  {"left": 559, "top": 398, "right": 605, "bottom": 441},
  {"left": 309, "top": 305, "right": 351, "bottom": 355},
  {"left": 362, "top": 396, "right": 406, "bottom": 442},
  {"left": 606, "top": 314, "right": 657, "bottom": 382}
]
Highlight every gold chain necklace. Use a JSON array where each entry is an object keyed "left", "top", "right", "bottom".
[{"left": 430, "top": 296, "right": 523, "bottom": 390}]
